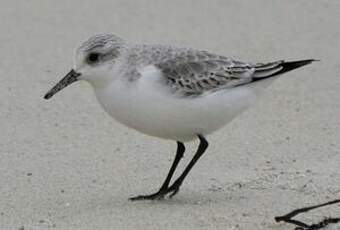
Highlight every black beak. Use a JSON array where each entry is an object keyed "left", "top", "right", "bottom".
[{"left": 44, "top": 69, "right": 81, "bottom": 100}]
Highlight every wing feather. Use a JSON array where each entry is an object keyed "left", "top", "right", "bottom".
[
  {"left": 155, "top": 50, "right": 254, "bottom": 95},
  {"left": 137, "top": 45, "right": 316, "bottom": 96}
]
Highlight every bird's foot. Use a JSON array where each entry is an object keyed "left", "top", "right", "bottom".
[
  {"left": 129, "top": 181, "right": 182, "bottom": 201},
  {"left": 129, "top": 190, "right": 167, "bottom": 201},
  {"left": 168, "top": 181, "right": 181, "bottom": 198}
]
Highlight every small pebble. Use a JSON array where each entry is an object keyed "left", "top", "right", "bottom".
[{"left": 26, "top": 173, "right": 32, "bottom": 176}]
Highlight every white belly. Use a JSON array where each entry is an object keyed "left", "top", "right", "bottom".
[{"left": 93, "top": 75, "right": 264, "bottom": 142}]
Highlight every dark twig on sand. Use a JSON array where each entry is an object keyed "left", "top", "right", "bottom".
[{"left": 275, "top": 199, "right": 340, "bottom": 230}]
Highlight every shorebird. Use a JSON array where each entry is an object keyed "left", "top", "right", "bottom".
[{"left": 44, "top": 34, "right": 316, "bottom": 200}]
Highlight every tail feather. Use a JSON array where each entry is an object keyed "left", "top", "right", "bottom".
[{"left": 252, "top": 59, "right": 317, "bottom": 82}]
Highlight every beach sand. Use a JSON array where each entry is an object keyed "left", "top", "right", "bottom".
[{"left": 1, "top": 1, "right": 339, "bottom": 229}]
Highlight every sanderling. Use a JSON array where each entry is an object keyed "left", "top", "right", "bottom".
[{"left": 44, "top": 34, "right": 316, "bottom": 200}]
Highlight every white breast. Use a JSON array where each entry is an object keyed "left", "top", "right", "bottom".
[{"left": 93, "top": 65, "right": 261, "bottom": 142}]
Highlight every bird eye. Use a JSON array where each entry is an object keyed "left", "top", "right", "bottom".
[{"left": 87, "top": 52, "right": 100, "bottom": 64}]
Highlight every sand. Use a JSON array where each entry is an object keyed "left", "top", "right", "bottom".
[{"left": 1, "top": 0, "right": 340, "bottom": 229}]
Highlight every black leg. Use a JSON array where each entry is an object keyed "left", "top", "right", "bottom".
[
  {"left": 129, "top": 141, "right": 185, "bottom": 201},
  {"left": 158, "top": 142, "right": 185, "bottom": 190},
  {"left": 167, "top": 135, "right": 209, "bottom": 198}
]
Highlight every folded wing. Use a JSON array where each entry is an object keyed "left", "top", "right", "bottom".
[{"left": 155, "top": 50, "right": 315, "bottom": 96}]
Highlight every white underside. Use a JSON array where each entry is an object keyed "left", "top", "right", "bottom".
[{"left": 92, "top": 66, "right": 276, "bottom": 142}]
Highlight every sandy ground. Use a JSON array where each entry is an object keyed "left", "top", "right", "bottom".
[{"left": 1, "top": 0, "right": 340, "bottom": 229}]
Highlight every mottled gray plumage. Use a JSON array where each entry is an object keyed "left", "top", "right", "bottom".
[
  {"left": 76, "top": 34, "right": 314, "bottom": 97},
  {"left": 129, "top": 44, "right": 309, "bottom": 96},
  {"left": 154, "top": 50, "right": 280, "bottom": 96}
]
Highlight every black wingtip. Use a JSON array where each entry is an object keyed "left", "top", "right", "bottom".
[
  {"left": 250, "top": 59, "right": 318, "bottom": 84},
  {"left": 282, "top": 59, "right": 317, "bottom": 68},
  {"left": 272, "top": 59, "right": 318, "bottom": 76}
]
